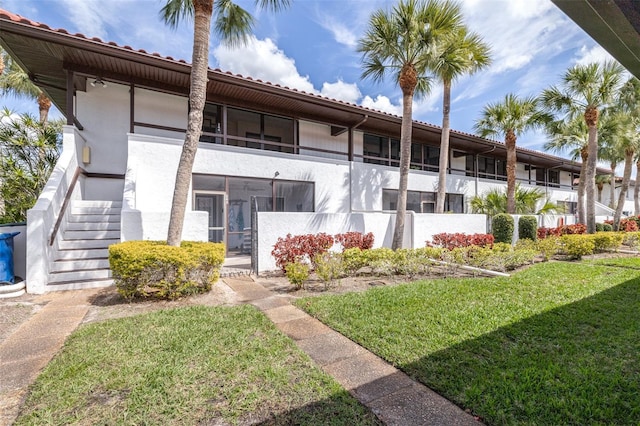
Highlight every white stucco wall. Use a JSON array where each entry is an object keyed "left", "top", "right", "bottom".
[
  {"left": 415, "top": 214, "right": 487, "bottom": 246},
  {"left": 256, "top": 212, "right": 412, "bottom": 272},
  {"left": 133, "top": 87, "right": 188, "bottom": 139},
  {"left": 298, "top": 121, "right": 348, "bottom": 160},
  {"left": 76, "top": 82, "right": 130, "bottom": 175}
]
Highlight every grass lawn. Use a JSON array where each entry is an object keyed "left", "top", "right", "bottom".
[
  {"left": 15, "top": 305, "right": 379, "bottom": 425},
  {"left": 295, "top": 259, "right": 640, "bottom": 425}
]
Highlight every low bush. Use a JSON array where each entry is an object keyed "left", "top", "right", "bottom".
[
  {"left": 393, "top": 249, "right": 435, "bottom": 277},
  {"left": 518, "top": 215, "right": 537, "bottom": 241},
  {"left": 538, "top": 223, "right": 586, "bottom": 239},
  {"left": 428, "top": 232, "right": 494, "bottom": 250},
  {"left": 603, "top": 223, "right": 613, "bottom": 232},
  {"left": 285, "top": 261, "right": 310, "bottom": 289},
  {"left": 622, "top": 231, "right": 640, "bottom": 248},
  {"left": 335, "top": 232, "right": 374, "bottom": 251},
  {"left": 314, "top": 252, "right": 344, "bottom": 289},
  {"left": 271, "top": 233, "right": 334, "bottom": 271},
  {"left": 537, "top": 236, "right": 561, "bottom": 261},
  {"left": 492, "top": 214, "right": 514, "bottom": 244},
  {"left": 560, "top": 234, "right": 595, "bottom": 259},
  {"left": 596, "top": 223, "right": 604, "bottom": 232},
  {"left": 591, "top": 232, "right": 624, "bottom": 253},
  {"left": 109, "top": 241, "right": 225, "bottom": 300}
]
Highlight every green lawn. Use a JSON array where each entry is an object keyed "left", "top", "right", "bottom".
[
  {"left": 15, "top": 305, "right": 379, "bottom": 425},
  {"left": 295, "top": 260, "right": 640, "bottom": 425}
]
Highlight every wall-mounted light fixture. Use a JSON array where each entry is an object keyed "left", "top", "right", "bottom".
[
  {"left": 82, "top": 146, "right": 91, "bottom": 164},
  {"left": 90, "top": 77, "right": 107, "bottom": 88}
]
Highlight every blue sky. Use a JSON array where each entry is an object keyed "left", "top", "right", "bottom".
[{"left": 1, "top": 0, "right": 619, "bottom": 160}]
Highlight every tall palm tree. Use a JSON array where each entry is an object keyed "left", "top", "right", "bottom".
[
  {"left": 432, "top": 25, "right": 491, "bottom": 213},
  {"left": 594, "top": 174, "right": 610, "bottom": 204},
  {"left": 0, "top": 48, "right": 52, "bottom": 124},
  {"left": 474, "top": 93, "right": 548, "bottom": 214},
  {"left": 611, "top": 77, "right": 640, "bottom": 229},
  {"left": 540, "top": 61, "right": 624, "bottom": 233},
  {"left": 162, "top": 0, "right": 289, "bottom": 246},
  {"left": 635, "top": 156, "right": 640, "bottom": 216},
  {"left": 358, "top": 0, "right": 463, "bottom": 249}
]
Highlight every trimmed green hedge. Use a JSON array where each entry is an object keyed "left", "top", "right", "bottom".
[
  {"left": 109, "top": 241, "right": 225, "bottom": 300},
  {"left": 518, "top": 215, "right": 538, "bottom": 241},
  {"left": 492, "top": 213, "right": 514, "bottom": 244}
]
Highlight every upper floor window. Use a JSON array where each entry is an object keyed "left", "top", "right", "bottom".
[
  {"left": 201, "top": 104, "right": 295, "bottom": 153},
  {"left": 411, "top": 144, "right": 440, "bottom": 172},
  {"left": 466, "top": 154, "right": 506, "bottom": 181},
  {"left": 363, "top": 134, "right": 400, "bottom": 166}
]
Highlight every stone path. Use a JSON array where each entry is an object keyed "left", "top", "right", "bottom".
[{"left": 0, "top": 277, "right": 481, "bottom": 425}]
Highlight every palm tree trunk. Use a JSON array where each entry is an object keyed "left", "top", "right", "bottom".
[
  {"left": 635, "top": 159, "right": 640, "bottom": 215},
  {"left": 505, "top": 129, "right": 517, "bottom": 214},
  {"left": 613, "top": 148, "right": 633, "bottom": 230},
  {"left": 609, "top": 161, "right": 616, "bottom": 210},
  {"left": 37, "top": 92, "right": 51, "bottom": 125},
  {"left": 392, "top": 90, "right": 414, "bottom": 250},
  {"left": 597, "top": 183, "right": 603, "bottom": 204},
  {"left": 167, "top": 0, "right": 213, "bottom": 246},
  {"left": 577, "top": 147, "right": 587, "bottom": 224},
  {"left": 436, "top": 79, "right": 451, "bottom": 214},
  {"left": 584, "top": 107, "right": 599, "bottom": 233}
]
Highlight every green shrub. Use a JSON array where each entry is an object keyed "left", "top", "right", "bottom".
[
  {"left": 285, "top": 261, "right": 310, "bottom": 289},
  {"left": 591, "top": 232, "right": 624, "bottom": 252},
  {"left": 109, "top": 241, "right": 225, "bottom": 300},
  {"left": 515, "top": 238, "right": 538, "bottom": 252},
  {"left": 393, "top": 249, "right": 434, "bottom": 277},
  {"left": 537, "top": 236, "right": 560, "bottom": 261},
  {"left": 595, "top": 223, "right": 604, "bottom": 232},
  {"left": 518, "top": 215, "right": 537, "bottom": 241},
  {"left": 314, "top": 252, "right": 344, "bottom": 289},
  {"left": 602, "top": 223, "right": 613, "bottom": 232},
  {"left": 492, "top": 213, "right": 514, "bottom": 244},
  {"left": 560, "top": 234, "right": 595, "bottom": 259},
  {"left": 622, "top": 231, "right": 640, "bottom": 248}
]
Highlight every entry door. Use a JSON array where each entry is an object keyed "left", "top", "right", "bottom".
[{"left": 194, "top": 192, "right": 225, "bottom": 243}]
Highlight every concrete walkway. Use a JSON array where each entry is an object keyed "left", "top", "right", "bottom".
[
  {"left": 224, "top": 276, "right": 481, "bottom": 425},
  {"left": 0, "top": 277, "right": 480, "bottom": 425},
  {"left": 0, "top": 289, "right": 99, "bottom": 426}
]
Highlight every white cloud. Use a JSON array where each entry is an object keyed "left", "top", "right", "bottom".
[
  {"left": 213, "top": 37, "right": 317, "bottom": 94},
  {"left": 361, "top": 95, "right": 402, "bottom": 116},
  {"left": 574, "top": 44, "right": 616, "bottom": 65},
  {"left": 320, "top": 80, "right": 361, "bottom": 104},
  {"left": 317, "top": 15, "right": 358, "bottom": 48},
  {"left": 58, "top": 0, "right": 111, "bottom": 40}
]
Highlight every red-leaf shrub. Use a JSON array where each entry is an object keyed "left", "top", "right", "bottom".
[
  {"left": 427, "top": 233, "right": 494, "bottom": 250},
  {"left": 335, "top": 232, "right": 374, "bottom": 251},
  {"left": 271, "top": 233, "right": 334, "bottom": 271},
  {"left": 608, "top": 218, "right": 640, "bottom": 232},
  {"left": 538, "top": 224, "right": 586, "bottom": 239}
]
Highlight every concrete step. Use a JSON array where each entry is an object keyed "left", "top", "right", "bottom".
[
  {"left": 54, "top": 248, "right": 110, "bottom": 260},
  {"left": 46, "top": 278, "right": 115, "bottom": 291},
  {"left": 70, "top": 206, "right": 121, "bottom": 215},
  {"left": 67, "top": 214, "right": 121, "bottom": 223},
  {"left": 72, "top": 200, "right": 122, "bottom": 208},
  {"left": 66, "top": 221, "right": 120, "bottom": 231},
  {"left": 63, "top": 230, "right": 120, "bottom": 240},
  {"left": 49, "top": 268, "right": 111, "bottom": 284},
  {"left": 58, "top": 239, "right": 119, "bottom": 250},
  {"left": 50, "top": 258, "right": 110, "bottom": 273}
]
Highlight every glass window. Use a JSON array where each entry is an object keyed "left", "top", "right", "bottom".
[
  {"left": 548, "top": 170, "right": 560, "bottom": 187},
  {"left": 275, "top": 181, "right": 314, "bottom": 212},
  {"left": 446, "top": 194, "right": 464, "bottom": 213},
  {"left": 264, "top": 115, "right": 294, "bottom": 153},
  {"left": 390, "top": 139, "right": 400, "bottom": 166},
  {"left": 382, "top": 189, "right": 462, "bottom": 213},
  {"left": 363, "top": 134, "right": 386, "bottom": 165},
  {"left": 192, "top": 174, "right": 225, "bottom": 191},
  {"left": 200, "top": 103, "right": 222, "bottom": 144},
  {"left": 536, "top": 167, "right": 546, "bottom": 186},
  {"left": 425, "top": 146, "right": 440, "bottom": 170},
  {"left": 411, "top": 144, "right": 422, "bottom": 168}
]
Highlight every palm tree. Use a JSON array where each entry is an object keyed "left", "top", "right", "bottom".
[
  {"left": 595, "top": 174, "right": 610, "bottom": 204},
  {"left": 474, "top": 93, "right": 549, "bottom": 214},
  {"left": 635, "top": 156, "right": 640, "bottom": 216},
  {"left": 431, "top": 26, "right": 491, "bottom": 213},
  {"left": 470, "top": 184, "right": 563, "bottom": 216},
  {"left": 0, "top": 48, "right": 52, "bottom": 124},
  {"left": 358, "top": 0, "right": 463, "bottom": 249},
  {"left": 161, "top": 0, "right": 289, "bottom": 246},
  {"left": 611, "top": 77, "right": 640, "bottom": 229},
  {"left": 540, "top": 61, "right": 624, "bottom": 233}
]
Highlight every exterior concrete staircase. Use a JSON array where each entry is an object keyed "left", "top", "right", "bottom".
[{"left": 48, "top": 200, "right": 121, "bottom": 290}]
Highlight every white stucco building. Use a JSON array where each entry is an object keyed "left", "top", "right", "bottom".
[{"left": 0, "top": 9, "right": 630, "bottom": 293}]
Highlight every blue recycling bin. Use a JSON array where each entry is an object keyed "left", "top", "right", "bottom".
[{"left": 0, "top": 232, "right": 20, "bottom": 284}]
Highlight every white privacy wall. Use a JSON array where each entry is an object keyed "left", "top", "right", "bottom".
[{"left": 256, "top": 211, "right": 488, "bottom": 273}]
